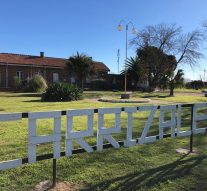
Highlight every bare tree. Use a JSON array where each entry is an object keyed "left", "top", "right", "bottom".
[
  {"left": 131, "top": 23, "right": 203, "bottom": 95},
  {"left": 131, "top": 23, "right": 181, "bottom": 52},
  {"left": 176, "top": 30, "right": 203, "bottom": 67},
  {"left": 202, "top": 20, "right": 207, "bottom": 29},
  {"left": 202, "top": 20, "right": 207, "bottom": 43}
]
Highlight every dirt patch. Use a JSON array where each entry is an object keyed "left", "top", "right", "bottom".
[
  {"left": 176, "top": 148, "right": 198, "bottom": 155},
  {"left": 176, "top": 92, "right": 203, "bottom": 97},
  {"left": 98, "top": 97, "right": 150, "bottom": 103},
  {"left": 85, "top": 98, "right": 98, "bottom": 102},
  {"left": 33, "top": 181, "right": 80, "bottom": 191},
  {"left": 86, "top": 97, "right": 171, "bottom": 105}
]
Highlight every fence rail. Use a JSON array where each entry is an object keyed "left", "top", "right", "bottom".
[{"left": 20, "top": 103, "right": 195, "bottom": 118}]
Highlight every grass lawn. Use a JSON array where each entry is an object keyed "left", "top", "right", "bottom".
[{"left": 0, "top": 90, "right": 207, "bottom": 191}]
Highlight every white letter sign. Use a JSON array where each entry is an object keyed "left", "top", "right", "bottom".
[
  {"left": 1, "top": 103, "right": 207, "bottom": 171},
  {"left": 159, "top": 105, "right": 176, "bottom": 139},
  {"left": 0, "top": 113, "right": 22, "bottom": 170},
  {"left": 97, "top": 108, "right": 121, "bottom": 150},
  {"left": 177, "top": 104, "right": 191, "bottom": 137},
  {"left": 139, "top": 106, "right": 158, "bottom": 144},
  {"left": 193, "top": 103, "right": 207, "bottom": 134},
  {"left": 124, "top": 107, "right": 137, "bottom": 147},
  {"left": 28, "top": 111, "right": 61, "bottom": 163},
  {"left": 66, "top": 109, "right": 94, "bottom": 156}
]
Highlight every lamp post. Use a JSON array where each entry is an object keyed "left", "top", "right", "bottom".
[
  {"left": 117, "top": 49, "right": 120, "bottom": 73},
  {"left": 118, "top": 20, "right": 137, "bottom": 98}
]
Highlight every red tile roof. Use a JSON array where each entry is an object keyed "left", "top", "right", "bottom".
[
  {"left": 92, "top": 61, "right": 110, "bottom": 72},
  {"left": 0, "top": 53, "right": 110, "bottom": 72}
]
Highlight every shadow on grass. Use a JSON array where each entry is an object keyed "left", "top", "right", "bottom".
[
  {"left": 23, "top": 99, "right": 81, "bottom": 103},
  {"left": 8, "top": 93, "right": 42, "bottom": 98},
  {"left": 0, "top": 92, "right": 42, "bottom": 98},
  {"left": 23, "top": 99, "right": 42, "bottom": 102},
  {"left": 141, "top": 94, "right": 170, "bottom": 99},
  {"left": 81, "top": 154, "right": 207, "bottom": 191}
]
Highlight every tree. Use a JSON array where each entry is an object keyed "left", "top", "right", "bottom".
[
  {"left": 186, "top": 80, "right": 205, "bottom": 89},
  {"left": 121, "top": 56, "right": 147, "bottom": 88},
  {"left": 122, "top": 47, "right": 176, "bottom": 92},
  {"left": 168, "top": 69, "right": 185, "bottom": 96},
  {"left": 66, "top": 52, "right": 95, "bottom": 89},
  {"left": 131, "top": 23, "right": 203, "bottom": 95},
  {"left": 202, "top": 20, "right": 207, "bottom": 33},
  {"left": 136, "top": 46, "right": 176, "bottom": 91},
  {"left": 131, "top": 23, "right": 181, "bottom": 52}
]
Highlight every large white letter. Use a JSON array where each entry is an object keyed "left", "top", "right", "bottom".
[
  {"left": 159, "top": 105, "right": 176, "bottom": 139},
  {"left": 124, "top": 107, "right": 137, "bottom": 147},
  {"left": 0, "top": 113, "right": 22, "bottom": 170},
  {"left": 28, "top": 111, "right": 61, "bottom": 163},
  {"left": 124, "top": 106, "right": 158, "bottom": 146},
  {"left": 138, "top": 106, "right": 158, "bottom": 144},
  {"left": 97, "top": 108, "right": 121, "bottom": 151},
  {"left": 193, "top": 103, "right": 207, "bottom": 134},
  {"left": 177, "top": 104, "right": 191, "bottom": 137},
  {"left": 66, "top": 109, "right": 94, "bottom": 156}
]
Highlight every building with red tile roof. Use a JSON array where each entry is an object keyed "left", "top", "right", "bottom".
[{"left": 0, "top": 52, "right": 110, "bottom": 88}]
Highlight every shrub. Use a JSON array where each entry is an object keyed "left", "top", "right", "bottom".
[
  {"left": 41, "top": 82, "right": 82, "bottom": 102},
  {"left": 27, "top": 75, "right": 47, "bottom": 92},
  {"left": 186, "top": 80, "right": 204, "bottom": 89}
]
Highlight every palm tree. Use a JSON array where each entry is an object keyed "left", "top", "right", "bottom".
[
  {"left": 66, "top": 52, "right": 95, "bottom": 89},
  {"left": 121, "top": 56, "right": 147, "bottom": 89},
  {"left": 169, "top": 69, "right": 184, "bottom": 96}
]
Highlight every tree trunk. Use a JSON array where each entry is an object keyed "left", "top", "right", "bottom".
[
  {"left": 148, "top": 72, "right": 153, "bottom": 92},
  {"left": 81, "top": 79, "right": 84, "bottom": 90},
  {"left": 169, "top": 80, "right": 174, "bottom": 96},
  {"left": 170, "top": 86, "right": 174, "bottom": 96}
]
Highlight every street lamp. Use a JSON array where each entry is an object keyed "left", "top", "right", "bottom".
[{"left": 118, "top": 20, "right": 137, "bottom": 98}]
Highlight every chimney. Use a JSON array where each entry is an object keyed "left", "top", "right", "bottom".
[{"left": 40, "top": 52, "right": 44, "bottom": 58}]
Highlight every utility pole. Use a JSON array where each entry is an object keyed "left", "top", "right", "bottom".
[
  {"left": 117, "top": 49, "right": 120, "bottom": 73},
  {"left": 204, "top": 69, "right": 206, "bottom": 82}
]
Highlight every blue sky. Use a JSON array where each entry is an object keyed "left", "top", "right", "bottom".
[{"left": 0, "top": 0, "right": 207, "bottom": 80}]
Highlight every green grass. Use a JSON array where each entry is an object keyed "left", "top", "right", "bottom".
[{"left": 0, "top": 90, "right": 207, "bottom": 191}]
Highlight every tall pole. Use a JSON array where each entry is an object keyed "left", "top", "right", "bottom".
[
  {"left": 118, "top": 20, "right": 137, "bottom": 96},
  {"left": 125, "top": 24, "right": 128, "bottom": 93},
  {"left": 117, "top": 49, "right": 120, "bottom": 73}
]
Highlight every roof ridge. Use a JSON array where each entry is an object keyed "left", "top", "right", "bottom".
[
  {"left": 0, "top": 52, "right": 66, "bottom": 60},
  {"left": 0, "top": 53, "right": 110, "bottom": 71}
]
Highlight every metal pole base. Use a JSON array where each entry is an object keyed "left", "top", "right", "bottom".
[
  {"left": 121, "top": 93, "right": 130, "bottom": 99},
  {"left": 52, "top": 159, "right": 57, "bottom": 188}
]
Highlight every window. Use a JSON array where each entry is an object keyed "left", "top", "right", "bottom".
[
  {"left": 70, "top": 77, "right": 75, "bottom": 83},
  {"left": 53, "top": 73, "right": 59, "bottom": 83},
  {"left": 86, "top": 77, "right": 91, "bottom": 83},
  {"left": 16, "top": 71, "right": 23, "bottom": 80},
  {"left": 35, "top": 70, "right": 43, "bottom": 76}
]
